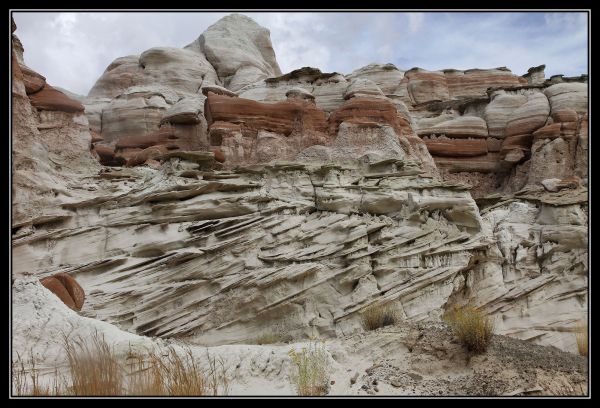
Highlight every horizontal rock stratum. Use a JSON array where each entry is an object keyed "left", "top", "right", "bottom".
[{"left": 11, "top": 12, "right": 588, "bottom": 384}]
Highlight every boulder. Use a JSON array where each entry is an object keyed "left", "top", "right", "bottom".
[
  {"left": 40, "top": 273, "right": 85, "bottom": 311},
  {"left": 541, "top": 176, "right": 580, "bottom": 192},
  {"left": 40, "top": 277, "right": 76, "bottom": 310}
]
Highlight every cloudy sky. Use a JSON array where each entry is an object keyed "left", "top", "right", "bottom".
[{"left": 13, "top": 11, "right": 588, "bottom": 96}]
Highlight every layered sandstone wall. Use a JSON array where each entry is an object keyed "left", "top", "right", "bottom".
[{"left": 11, "top": 14, "right": 588, "bottom": 355}]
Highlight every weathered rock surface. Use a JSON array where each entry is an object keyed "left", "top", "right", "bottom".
[
  {"left": 346, "top": 63, "right": 405, "bottom": 95},
  {"left": 28, "top": 84, "right": 85, "bottom": 113},
  {"left": 11, "top": 18, "right": 100, "bottom": 227},
  {"left": 11, "top": 13, "right": 587, "bottom": 368},
  {"left": 12, "top": 278, "right": 587, "bottom": 396},
  {"left": 238, "top": 67, "right": 348, "bottom": 113},
  {"left": 189, "top": 13, "right": 282, "bottom": 92}
]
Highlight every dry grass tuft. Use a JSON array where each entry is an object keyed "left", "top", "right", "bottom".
[
  {"left": 575, "top": 322, "right": 588, "bottom": 357},
  {"left": 127, "top": 346, "right": 229, "bottom": 396},
  {"left": 255, "top": 332, "right": 284, "bottom": 345},
  {"left": 288, "top": 341, "right": 330, "bottom": 396},
  {"left": 12, "top": 353, "right": 63, "bottom": 396},
  {"left": 64, "top": 331, "right": 124, "bottom": 395},
  {"left": 14, "top": 333, "right": 230, "bottom": 396},
  {"left": 360, "top": 303, "right": 399, "bottom": 331},
  {"left": 444, "top": 305, "right": 495, "bottom": 353},
  {"left": 126, "top": 354, "right": 164, "bottom": 396}
]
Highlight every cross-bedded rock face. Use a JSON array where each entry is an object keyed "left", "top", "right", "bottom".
[{"left": 11, "top": 14, "right": 588, "bottom": 355}]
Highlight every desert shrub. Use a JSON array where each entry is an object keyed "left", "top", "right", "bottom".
[
  {"left": 360, "top": 303, "right": 399, "bottom": 331},
  {"left": 63, "top": 331, "right": 124, "bottom": 395},
  {"left": 127, "top": 347, "right": 229, "bottom": 396},
  {"left": 288, "top": 341, "right": 330, "bottom": 396},
  {"left": 444, "top": 305, "right": 495, "bottom": 353},
  {"left": 575, "top": 322, "right": 588, "bottom": 357}
]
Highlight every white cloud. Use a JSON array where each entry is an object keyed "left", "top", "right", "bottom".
[
  {"left": 544, "top": 12, "right": 587, "bottom": 29},
  {"left": 407, "top": 13, "right": 424, "bottom": 33},
  {"left": 12, "top": 12, "right": 588, "bottom": 95}
]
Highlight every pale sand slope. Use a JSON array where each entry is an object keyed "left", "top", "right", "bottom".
[{"left": 12, "top": 278, "right": 587, "bottom": 396}]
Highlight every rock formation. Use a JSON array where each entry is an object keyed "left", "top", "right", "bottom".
[
  {"left": 11, "top": 18, "right": 100, "bottom": 229},
  {"left": 11, "top": 12, "right": 588, "bottom": 376},
  {"left": 40, "top": 273, "right": 85, "bottom": 311}
]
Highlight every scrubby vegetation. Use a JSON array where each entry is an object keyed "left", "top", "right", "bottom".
[
  {"left": 360, "top": 303, "right": 399, "bottom": 331},
  {"left": 128, "top": 347, "right": 229, "bottom": 396},
  {"left": 288, "top": 341, "right": 331, "bottom": 396},
  {"left": 12, "top": 332, "right": 229, "bottom": 396},
  {"left": 575, "top": 322, "right": 588, "bottom": 357},
  {"left": 255, "top": 332, "right": 284, "bottom": 345},
  {"left": 64, "top": 332, "right": 124, "bottom": 395},
  {"left": 12, "top": 353, "right": 62, "bottom": 396},
  {"left": 444, "top": 305, "right": 495, "bottom": 353}
]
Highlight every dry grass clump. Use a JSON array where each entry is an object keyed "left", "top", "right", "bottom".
[
  {"left": 574, "top": 322, "right": 588, "bottom": 357},
  {"left": 127, "top": 347, "right": 229, "bottom": 396},
  {"left": 64, "top": 331, "right": 124, "bottom": 395},
  {"left": 288, "top": 341, "right": 331, "bottom": 396},
  {"left": 12, "top": 353, "right": 62, "bottom": 396},
  {"left": 360, "top": 303, "right": 399, "bottom": 331},
  {"left": 444, "top": 305, "right": 495, "bottom": 353},
  {"left": 14, "top": 333, "right": 230, "bottom": 396},
  {"left": 255, "top": 332, "right": 284, "bottom": 345}
]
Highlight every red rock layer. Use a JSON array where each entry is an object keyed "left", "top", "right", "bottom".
[
  {"left": 112, "top": 125, "right": 206, "bottom": 166},
  {"left": 126, "top": 145, "right": 169, "bottom": 167},
  {"left": 444, "top": 69, "right": 522, "bottom": 98},
  {"left": 20, "top": 65, "right": 46, "bottom": 95},
  {"left": 500, "top": 134, "right": 534, "bottom": 155},
  {"left": 424, "top": 138, "right": 488, "bottom": 157},
  {"left": 532, "top": 122, "right": 579, "bottom": 141},
  {"left": 29, "top": 84, "right": 84, "bottom": 113},
  {"left": 328, "top": 97, "right": 412, "bottom": 136},
  {"left": 205, "top": 92, "right": 328, "bottom": 136},
  {"left": 433, "top": 152, "right": 505, "bottom": 173},
  {"left": 93, "top": 144, "right": 127, "bottom": 166},
  {"left": 404, "top": 68, "right": 522, "bottom": 104}
]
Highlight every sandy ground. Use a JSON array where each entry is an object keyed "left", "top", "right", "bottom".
[{"left": 11, "top": 278, "right": 588, "bottom": 396}]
